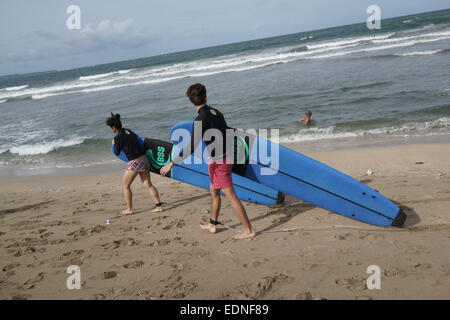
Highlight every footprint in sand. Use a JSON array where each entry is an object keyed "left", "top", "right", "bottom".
[
  {"left": 39, "top": 232, "right": 54, "bottom": 239},
  {"left": 335, "top": 276, "right": 367, "bottom": 292},
  {"left": 383, "top": 266, "right": 406, "bottom": 278},
  {"left": 148, "top": 238, "right": 171, "bottom": 247},
  {"left": 408, "top": 262, "right": 432, "bottom": 271},
  {"left": 347, "top": 261, "right": 363, "bottom": 266},
  {"left": 233, "top": 273, "right": 294, "bottom": 299},
  {"left": 331, "top": 233, "right": 353, "bottom": 240},
  {"left": 358, "top": 232, "right": 385, "bottom": 241},
  {"left": 92, "top": 294, "right": 106, "bottom": 300},
  {"left": 162, "top": 219, "right": 186, "bottom": 230},
  {"left": 123, "top": 261, "right": 144, "bottom": 269},
  {"left": 159, "top": 275, "right": 198, "bottom": 299},
  {"left": 2, "top": 263, "right": 20, "bottom": 272},
  {"left": 67, "top": 225, "right": 105, "bottom": 238},
  {"left": 55, "top": 249, "right": 87, "bottom": 266},
  {"left": 102, "top": 238, "right": 139, "bottom": 250},
  {"left": 243, "top": 260, "right": 262, "bottom": 268},
  {"left": 296, "top": 291, "right": 313, "bottom": 300},
  {"left": 6, "top": 237, "right": 49, "bottom": 248},
  {"left": 120, "top": 226, "right": 138, "bottom": 233},
  {"left": 152, "top": 215, "right": 170, "bottom": 221},
  {"left": 438, "top": 265, "right": 450, "bottom": 277},
  {"left": 102, "top": 271, "right": 118, "bottom": 279},
  {"left": 23, "top": 272, "right": 45, "bottom": 290}
]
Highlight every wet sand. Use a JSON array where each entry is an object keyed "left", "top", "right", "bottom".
[{"left": 0, "top": 142, "right": 449, "bottom": 300}]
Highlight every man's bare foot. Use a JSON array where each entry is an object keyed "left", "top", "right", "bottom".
[
  {"left": 200, "top": 223, "right": 217, "bottom": 233},
  {"left": 233, "top": 229, "right": 256, "bottom": 240},
  {"left": 151, "top": 206, "right": 163, "bottom": 213},
  {"left": 120, "top": 209, "right": 134, "bottom": 215}
]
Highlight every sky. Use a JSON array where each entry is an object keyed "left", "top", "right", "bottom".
[{"left": 0, "top": 0, "right": 449, "bottom": 76}]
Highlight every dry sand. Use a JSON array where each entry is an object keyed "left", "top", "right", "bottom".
[{"left": 0, "top": 142, "right": 449, "bottom": 300}]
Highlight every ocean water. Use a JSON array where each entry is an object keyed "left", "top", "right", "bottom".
[{"left": 0, "top": 9, "right": 449, "bottom": 176}]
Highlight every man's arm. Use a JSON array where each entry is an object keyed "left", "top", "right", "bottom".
[{"left": 160, "top": 119, "right": 205, "bottom": 176}]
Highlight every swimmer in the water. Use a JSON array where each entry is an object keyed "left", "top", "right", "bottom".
[{"left": 298, "top": 109, "right": 312, "bottom": 125}]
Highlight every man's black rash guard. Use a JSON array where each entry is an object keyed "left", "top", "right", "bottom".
[
  {"left": 113, "top": 128, "right": 143, "bottom": 161},
  {"left": 172, "top": 105, "right": 232, "bottom": 164}
]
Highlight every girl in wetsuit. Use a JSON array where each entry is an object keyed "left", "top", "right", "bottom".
[{"left": 106, "top": 113, "right": 163, "bottom": 215}]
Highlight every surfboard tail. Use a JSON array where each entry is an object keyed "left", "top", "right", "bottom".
[{"left": 391, "top": 208, "right": 407, "bottom": 227}]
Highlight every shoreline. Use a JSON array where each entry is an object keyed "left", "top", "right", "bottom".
[
  {"left": 0, "top": 141, "right": 449, "bottom": 299},
  {"left": 1, "top": 133, "right": 449, "bottom": 178}
]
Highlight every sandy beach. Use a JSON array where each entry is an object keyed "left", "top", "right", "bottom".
[{"left": 0, "top": 142, "right": 449, "bottom": 300}]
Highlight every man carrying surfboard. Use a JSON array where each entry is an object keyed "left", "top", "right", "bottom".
[{"left": 160, "top": 83, "right": 256, "bottom": 240}]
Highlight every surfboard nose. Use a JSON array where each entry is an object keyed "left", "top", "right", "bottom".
[{"left": 391, "top": 208, "right": 407, "bottom": 227}]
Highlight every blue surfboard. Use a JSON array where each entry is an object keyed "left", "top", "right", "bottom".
[
  {"left": 170, "top": 121, "right": 406, "bottom": 227},
  {"left": 112, "top": 137, "right": 284, "bottom": 205}
]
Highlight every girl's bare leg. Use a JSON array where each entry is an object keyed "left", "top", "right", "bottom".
[
  {"left": 139, "top": 169, "right": 163, "bottom": 212},
  {"left": 122, "top": 169, "right": 139, "bottom": 215}
]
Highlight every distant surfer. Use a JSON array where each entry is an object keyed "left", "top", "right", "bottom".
[
  {"left": 298, "top": 109, "right": 312, "bottom": 125},
  {"left": 160, "top": 83, "right": 256, "bottom": 240},
  {"left": 107, "top": 113, "right": 163, "bottom": 215}
]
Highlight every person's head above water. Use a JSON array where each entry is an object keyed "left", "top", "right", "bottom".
[
  {"left": 187, "top": 83, "right": 207, "bottom": 106},
  {"left": 106, "top": 113, "right": 122, "bottom": 132},
  {"left": 305, "top": 110, "right": 312, "bottom": 117}
]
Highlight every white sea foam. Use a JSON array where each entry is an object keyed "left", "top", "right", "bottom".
[
  {"left": 79, "top": 69, "right": 132, "bottom": 81},
  {"left": 1, "top": 84, "right": 29, "bottom": 91},
  {"left": 305, "top": 36, "right": 450, "bottom": 60},
  {"left": 280, "top": 118, "right": 450, "bottom": 143},
  {"left": 8, "top": 137, "right": 86, "bottom": 156},
  {"left": 306, "top": 33, "right": 395, "bottom": 51},
  {"left": 0, "top": 77, "right": 120, "bottom": 100},
  {"left": 371, "top": 30, "right": 450, "bottom": 44},
  {"left": 79, "top": 72, "right": 115, "bottom": 81},
  {"left": 280, "top": 127, "right": 358, "bottom": 143},
  {"left": 0, "top": 99, "right": 7, "bottom": 103},
  {"left": 4, "top": 24, "right": 449, "bottom": 102},
  {"left": 395, "top": 49, "right": 444, "bottom": 56}
]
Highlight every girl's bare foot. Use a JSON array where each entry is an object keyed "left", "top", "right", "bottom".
[
  {"left": 121, "top": 208, "right": 134, "bottom": 215},
  {"left": 200, "top": 223, "right": 217, "bottom": 233},
  {"left": 151, "top": 206, "right": 163, "bottom": 213},
  {"left": 233, "top": 229, "right": 256, "bottom": 240}
]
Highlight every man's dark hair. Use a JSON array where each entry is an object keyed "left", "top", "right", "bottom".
[
  {"left": 186, "top": 83, "right": 207, "bottom": 106},
  {"left": 106, "top": 113, "right": 122, "bottom": 130}
]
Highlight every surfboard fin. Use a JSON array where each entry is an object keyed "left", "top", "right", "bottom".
[{"left": 276, "top": 192, "right": 285, "bottom": 205}]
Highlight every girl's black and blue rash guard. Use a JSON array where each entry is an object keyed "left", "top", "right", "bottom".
[{"left": 113, "top": 128, "right": 143, "bottom": 161}]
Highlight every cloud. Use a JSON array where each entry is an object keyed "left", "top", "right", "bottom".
[
  {"left": 81, "top": 18, "right": 134, "bottom": 36},
  {"left": 3, "top": 18, "right": 159, "bottom": 66}
]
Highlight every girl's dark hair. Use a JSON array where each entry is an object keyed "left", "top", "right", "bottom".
[{"left": 106, "top": 113, "right": 122, "bottom": 130}]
